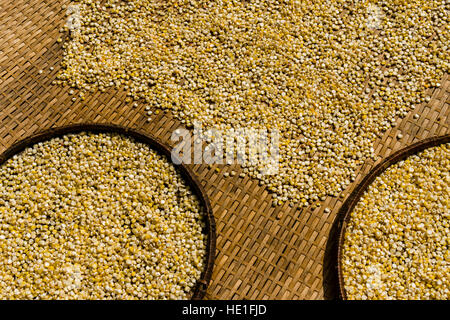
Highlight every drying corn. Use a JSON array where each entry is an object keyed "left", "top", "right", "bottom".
[
  {"left": 0, "top": 132, "right": 206, "bottom": 300},
  {"left": 57, "top": 1, "right": 449, "bottom": 205},
  {"left": 342, "top": 143, "right": 449, "bottom": 300}
]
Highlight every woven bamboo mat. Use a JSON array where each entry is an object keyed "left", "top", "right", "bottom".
[{"left": 0, "top": 0, "right": 449, "bottom": 300}]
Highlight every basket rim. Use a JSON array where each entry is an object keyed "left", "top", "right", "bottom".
[
  {"left": 336, "top": 134, "right": 450, "bottom": 300},
  {"left": 0, "top": 123, "right": 216, "bottom": 300}
]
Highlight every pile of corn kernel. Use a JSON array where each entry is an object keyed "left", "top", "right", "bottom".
[
  {"left": 342, "top": 143, "right": 449, "bottom": 300},
  {"left": 57, "top": 0, "right": 449, "bottom": 206},
  {"left": 0, "top": 133, "right": 206, "bottom": 299}
]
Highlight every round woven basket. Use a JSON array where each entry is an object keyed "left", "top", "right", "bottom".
[
  {"left": 336, "top": 134, "right": 450, "bottom": 300},
  {"left": 0, "top": 123, "right": 216, "bottom": 300}
]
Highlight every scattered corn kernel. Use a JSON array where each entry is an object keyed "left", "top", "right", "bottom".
[{"left": 57, "top": 1, "right": 448, "bottom": 205}]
